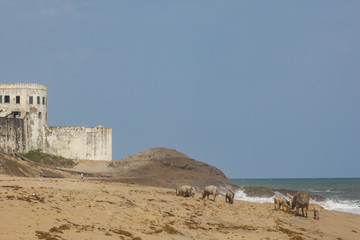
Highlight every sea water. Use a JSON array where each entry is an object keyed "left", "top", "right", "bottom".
[{"left": 230, "top": 178, "right": 360, "bottom": 214}]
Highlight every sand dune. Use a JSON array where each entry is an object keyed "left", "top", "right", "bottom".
[{"left": 0, "top": 175, "right": 359, "bottom": 240}]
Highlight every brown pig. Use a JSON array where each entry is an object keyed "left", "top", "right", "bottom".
[
  {"left": 287, "top": 191, "right": 310, "bottom": 218},
  {"left": 176, "top": 185, "right": 195, "bottom": 197},
  {"left": 201, "top": 185, "right": 219, "bottom": 201},
  {"left": 273, "top": 195, "right": 290, "bottom": 210},
  {"left": 225, "top": 190, "right": 235, "bottom": 204},
  {"left": 313, "top": 207, "right": 320, "bottom": 220}
]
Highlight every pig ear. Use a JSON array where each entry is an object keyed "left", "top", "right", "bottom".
[{"left": 287, "top": 193, "right": 293, "bottom": 200}]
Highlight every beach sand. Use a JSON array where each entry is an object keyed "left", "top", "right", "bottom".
[{"left": 0, "top": 175, "right": 359, "bottom": 240}]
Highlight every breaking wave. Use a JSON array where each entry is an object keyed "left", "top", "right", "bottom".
[{"left": 318, "top": 199, "right": 360, "bottom": 214}]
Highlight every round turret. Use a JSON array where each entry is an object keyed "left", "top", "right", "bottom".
[{"left": 0, "top": 83, "right": 47, "bottom": 151}]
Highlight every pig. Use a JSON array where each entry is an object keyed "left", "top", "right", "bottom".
[
  {"left": 273, "top": 195, "right": 290, "bottom": 210},
  {"left": 287, "top": 191, "right": 309, "bottom": 218},
  {"left": 201, "top": 185, "right": 219, "bottom": 201},
  {"left": 313, "top": 207, "right": 320, "bottom": 220},
  {"left": 176, "top": 185, "right": 195, "bottom": 197},
  {"left": 225, "top": 190, "right": 234, "bottom": 204}
]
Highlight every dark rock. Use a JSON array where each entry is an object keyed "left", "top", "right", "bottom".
[{"left": 242, "top": 186, "right": 325, "bottom": 201}]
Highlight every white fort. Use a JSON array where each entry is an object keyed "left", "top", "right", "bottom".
[{"left": 0, "top": 83, "right": 112, "bottom": 161}]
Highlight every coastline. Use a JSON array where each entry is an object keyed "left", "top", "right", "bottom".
[
  {"left": 230, "top": 178, "right": 360, "bottom": 215},
  {"left": 1, "top": 176, "right": 359, "bottom": 240}
]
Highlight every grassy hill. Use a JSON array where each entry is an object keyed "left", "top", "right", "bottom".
[{"left": 21, "top": 149, "right": 76, "bottom": 168}]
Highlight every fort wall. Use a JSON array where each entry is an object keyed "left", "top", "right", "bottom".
[
  {"left": 44, "top": 126, "right": 112, "bottom": 161},
  {"left": 85, "top": 126, "right": 112, "bottom": 161}
]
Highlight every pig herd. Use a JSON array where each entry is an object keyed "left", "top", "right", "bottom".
[
  {"left": 274, "top": 191, "right": 320, "bottom": 220},
  {"left": 176, "top": 185, "right": 234, "bottom": 204},
  {"left": 176, "top": 186, "right": 319, "bottom": 220}
]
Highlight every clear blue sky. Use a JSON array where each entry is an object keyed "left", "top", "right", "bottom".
[{"left": 1, "top": 1, "right": 359, "bottom": 178}]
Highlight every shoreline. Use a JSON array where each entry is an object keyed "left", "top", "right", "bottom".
[
  {"left": 230, "top": 178, "right": 360, "bottom": 215},
  {"left": 1, "top": 175, "right": 360, "bottom": 239},
  {"left": 233, "top": 190, "right": 360, "bottom": 215}
]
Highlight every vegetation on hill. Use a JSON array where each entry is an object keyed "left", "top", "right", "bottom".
[{"left": 21, "top": 149, "right": 76, "bottom": 168}]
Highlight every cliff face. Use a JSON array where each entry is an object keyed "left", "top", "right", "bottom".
[{"left": 109, "top": 147, "right": 231, "bottom": 189}]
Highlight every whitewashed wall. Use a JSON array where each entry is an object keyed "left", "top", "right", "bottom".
[{"left": 44, "top": 126, "right": 112, "bottom": 161}]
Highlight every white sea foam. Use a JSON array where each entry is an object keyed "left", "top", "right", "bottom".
[
  {"left": 234, "top": 189, "right": 278, "bottom": 204},
  {"left": 309, "top": 189, "right": 344, "bottom": 194},
  {"left": 313, "top": 199, "right": 360, "bottom": 215},
  {"left": 234, "top": 189, "right": 360, "bottom": 215}
]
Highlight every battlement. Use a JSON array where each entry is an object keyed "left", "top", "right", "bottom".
[{"left": 0, "top": 83, "right": 47, "bottom": 90}]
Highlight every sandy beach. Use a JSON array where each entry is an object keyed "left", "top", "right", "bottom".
[{"left": 0, "top": 175, "right": 359, "bottom": 240}]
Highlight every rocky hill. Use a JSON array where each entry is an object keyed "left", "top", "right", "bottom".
[{"left": 108, "top": 147, "right": 232, "bottom": 189}]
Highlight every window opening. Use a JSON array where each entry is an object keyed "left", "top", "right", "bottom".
[
  {"left": 16, "top": 96, "right": 20, "bottom": 104},
  {"left": 0, "top": 96, "right": 2, "bottom": 103},
  {"left": 39, "top": 112, "right": 42, "bottom": 119},
  {"left": 14, "top": 112, "right": 20, "bottom": 118},
  {"left": 42, "top": 97, "right": 45, "bottom": 105},
  {"left": 4, "top": 95, "right": 10, "bottom": 103},
  {"left": 29, "top": 96, "right": 33, "bottom": 104},
  {"left": 37, "top": 96, "right": 40, "bottom": 104}
]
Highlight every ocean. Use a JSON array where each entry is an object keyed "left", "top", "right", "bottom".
[{"left": 230, "top": 178, "right": 360, "bottom": 215}]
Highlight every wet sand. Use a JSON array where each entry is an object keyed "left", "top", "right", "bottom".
[{"left": 0, "top": 176, "right": 359, "bottom": 240}]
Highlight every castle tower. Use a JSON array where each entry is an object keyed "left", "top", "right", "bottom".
[{"left": 0, "top": 83, "right": 47, "bottom": 153}]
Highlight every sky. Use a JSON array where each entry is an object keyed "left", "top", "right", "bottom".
[{"left": 1, "top": 0, "right": 359, "bottom": 178}]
